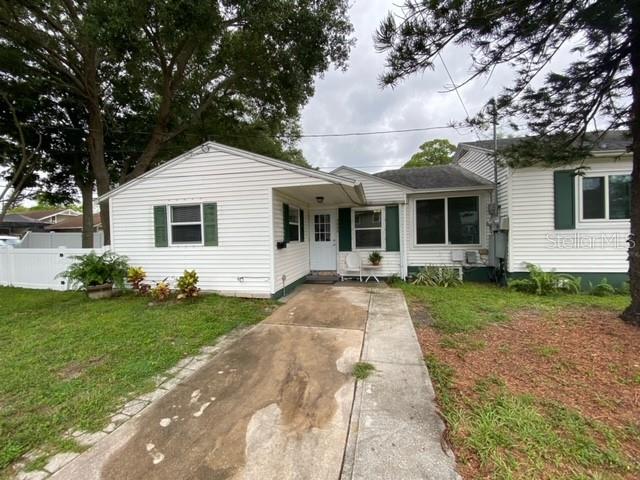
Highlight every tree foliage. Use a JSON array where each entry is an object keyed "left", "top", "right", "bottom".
[
  {"left": 403, "top": 138, "right": 455, "bottom": 168},
  {"left": 0, "top": 0, "right": 354, "bottom": 241},
  {"left": 375, "top": 0, "right": 640, "bottom": 324}
]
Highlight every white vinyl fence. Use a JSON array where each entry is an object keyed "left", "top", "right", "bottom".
[
  {"left": 17, "top": 231, "right": 104, "bottom": 249},
  {"left": 0, "top": 247, "right": 104, "bottom": 290}
]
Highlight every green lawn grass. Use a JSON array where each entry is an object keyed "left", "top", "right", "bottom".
[
  {"left": 399, "top": 282, "right": 629, "bottom": 333},
  {"left": 0, "top": 287, "right": 274, "bottom": 474},
  {"left": 403, "top": 283, "right": 637, "bottom": 479}
]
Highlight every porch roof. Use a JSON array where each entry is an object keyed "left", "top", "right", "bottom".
[{"left": 275, "top": 182, "right": 366, "bottom": 207}]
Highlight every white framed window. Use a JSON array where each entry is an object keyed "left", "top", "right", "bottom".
[
  {"left": 170, "top": 204, "right": 203, "bottom": 245},
  {"left": 579, "top": 173, "right": 631, "bottom": 221},
  {"left": 314, "top": 214, "right": 331, "bottom": 242},
  {"left": 288, "top": 205, "right": 300, "bottom": 242},
  {"left": 415, "top": 195, "right": 480, "bottom": 245},
  {"left": 353, "top": 208, "right": 383, "bottom": 249}
]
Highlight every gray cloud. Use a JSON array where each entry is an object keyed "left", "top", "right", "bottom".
[{"left": 300, "top": 0, "right": 537, "bottom": 173}]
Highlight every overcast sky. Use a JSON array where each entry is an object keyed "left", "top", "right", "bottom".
[{"left": 300, "top": 0, "right": 528, "bottom": 173}]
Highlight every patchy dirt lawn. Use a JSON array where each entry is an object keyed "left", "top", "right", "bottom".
[{"left": 403, "top": 284, "right": 640, "bottom": 480}]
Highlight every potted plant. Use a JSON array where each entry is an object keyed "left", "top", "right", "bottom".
[
  {"left": 368, "top": 251, "right": 383, "bottom": 266},
  {"left": 60, "top": 251, "right": 129, "bottom": 299}
]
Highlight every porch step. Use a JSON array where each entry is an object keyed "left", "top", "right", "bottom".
[{"left": 306, "top": 272, "right": 340, "bottom": 284}]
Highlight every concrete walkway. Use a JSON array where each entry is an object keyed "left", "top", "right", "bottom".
[
  {"left": 45, "top": 284, "right": 457, "bottom": 480},
  {"left": 342, "top": 288, "right": 460, "bottom": 480}
]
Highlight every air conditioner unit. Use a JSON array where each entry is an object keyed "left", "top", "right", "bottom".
[
  {"left": 451, "top": 250, "right": 465, "bottom": 262},
  {"left": 466, "top": 250, "right": 481, "bottom": 264}
]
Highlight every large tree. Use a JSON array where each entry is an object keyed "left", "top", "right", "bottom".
[
  {"left": 376, "top": 0, "right": 640, "bottom": 325},
  {"left": 403, "top": 138, "right": 455, "bottom": 168},
  {"left": 0, "top": 0, "right": 353, "bottom": 243}
]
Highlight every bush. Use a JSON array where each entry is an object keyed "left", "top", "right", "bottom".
[
  {"left": 412, "top": 265, "right": 462, "bottom": 287},
  {"left": 508, "top": 263, "right": 581, "bottom": 296},
  {"left": 60, "top": 251, "right": 128, "bottom": 290},
  {"left": 150, "top": 280, "right": 171, "bottom": 302},
  {"left": 618, "top": 281, "right": 630, "bottom": 295},
  {"left": 176, "top": 270, "right": 200, "bottom": 299},
  {"left": 127, "top": 266, "right": 150, "bottom": 295},
  {"left": 589, "top": 278, "right": 616, "bottom": 297}
]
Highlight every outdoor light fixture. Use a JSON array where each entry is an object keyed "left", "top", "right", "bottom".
[{"left": 316, "top": 196, "right": 324, "bottom": 204}]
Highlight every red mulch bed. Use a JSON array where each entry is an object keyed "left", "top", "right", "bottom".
[{"left": 413, "top": 306, "right": 640, "bottom": 479}]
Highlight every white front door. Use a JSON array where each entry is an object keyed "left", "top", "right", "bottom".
[{"left": 310, "top": 210, "right": 337, "bottom": 270}]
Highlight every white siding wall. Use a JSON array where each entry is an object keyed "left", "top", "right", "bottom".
[
  {"left": 332, "top": 167, "right": 406, "bottom": 204},
  {"left": 457, "top": 149, "right": 509, "bottom": 216},
  {"left": 406, "top": 190, "right": 492, "bottom": 267},
  {"left": 110, "top": 148, "right": 326, "bottom": 297},
  {"left": 273, "top": 190, "right": 311, "bottom": 293},
  {"left": 509, "top": 158, "right": 632, "bottom": 273}
]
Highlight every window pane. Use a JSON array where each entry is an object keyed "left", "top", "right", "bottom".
[
  {"left": 416, "top": 199, "right": 445, "bottom": 244},
  {"left": 355, "top": 210, "right": 381, "bottom": 228},
  {"left": 172, "top": 224, "right": 202, "bottom": 244},
  {"left": 609, "top": 175, "right": 631, "bottom": 220},
  {"left": 289, "top": 223, "right": 299, "bottom": 241},
  {"left": 288, "top": 207, "right": 299, "bottom": 224},
  {"left": 582, "top": 177, "right": 605, "bottom": 219},
  {"left": 355, "top": 229, "right": 381, "bottom": 248},
  {"left": 172, "top": 205, "right": 201, "bottom": 223},
  {"left": 448, "top": 196, "right": 479, "bottom": 244}
]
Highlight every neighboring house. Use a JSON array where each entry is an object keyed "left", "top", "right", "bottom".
[
  {"left": 45, "top": 213, "right": 102, "bottom": 233},
  {"left": 0, "top": 214, "right": 47, "bottom": 236},
  {"left": 19, "top": 208, "right": 81, "bottom": 225},
  {"left": 455, "top": 130, "right": 632, "bottom": 287},
  {"left": 100, "top": 142, "right": 495, "bottom": 298}
]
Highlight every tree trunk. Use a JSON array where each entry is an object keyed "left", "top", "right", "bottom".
[
  {"left": 79, "top": 179, "right": 94, "bottom": 248},
  {"left": 84, "top": 47, "right": 111, "bottom": 245},
  {"left": 621, "top": 2, "right": 640, "bottom": 326}
]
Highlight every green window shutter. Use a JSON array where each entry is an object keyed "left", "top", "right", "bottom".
[
  {"left": 385, "top": 205, "right": 400, "bottom": 251},
  {"left": 554, "top": 170, "right": 576, "bottom": 230},
  {"left": 203, "top": 203, "right": 218, "bottom": 246},
  {"left": 153, "top": 205, "right": 168, "bottom": 247},
  {"left": 299, "top": 209, "right": 305, "bottom": 242},
  {"left": 338, "top": 208, "right": 352, "bottom": 251},
  {"left": 283, "top": 203, "right": 290, "bottom": 243}
]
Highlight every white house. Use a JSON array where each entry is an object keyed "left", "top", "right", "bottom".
[
  {"left": 100, "top": 142, "right": 494, "bottom": 298},
  {"left": 100, "top": 131, "right": 632, "bottom": 298},
  {"left": 455, "top": 130, "right": 632, "bottom": 287}
]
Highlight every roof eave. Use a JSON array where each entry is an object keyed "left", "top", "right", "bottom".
[{"left": 408, "top": 184, "right": 495, "bottom": 194}]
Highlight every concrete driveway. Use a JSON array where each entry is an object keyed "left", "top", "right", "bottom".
[{"left": 52, "top": 285, "right": 370, "bottom": 480}]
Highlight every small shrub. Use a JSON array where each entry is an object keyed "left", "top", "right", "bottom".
[
  {"left": 368, "top": 251, "right": 383, "bottom": 265},
  {"left": 618, "top": 281, "right": 630, "bottom": 295},
  {"left": 508, "top": 263, "right": 581, "bottom": 296},
  {"left": 59, "top": 251, "right": 128, "bottom": 290},
  {"left": 386, "top": 273, "right": 403, "bottom": 286},
  {"left": 127, "top": 266, "right": 150, "bottom": 295},
  {"left": 150, "top": 280, "right": 171, "bottom": 302},
  {"left": 352, "top": 362, "right": 375, "bottom": 380},
  {"left": 412, "top": 265, "right": 462, "bottom": 287},
  {"left": 176, "top": 270, "right": 200, "bottom": 299},
  {"left": 589, "top": 278, "right": 616, "bottom": 297}
]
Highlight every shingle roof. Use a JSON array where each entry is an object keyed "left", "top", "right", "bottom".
[
  {"left": 18, "top": 209, "right": 65, "bottom": 220},
  {"left": 460, "top": 130, "right": 631, "bottom": 152},
  {"left": 44, "top": 213, "right": 101, "bottom": 231},
  {"left": 374, "top": 164, "right": 494, "bottom": 190},
  {"left": 1, "top": 214, "right": 46, "bottom": 224}
]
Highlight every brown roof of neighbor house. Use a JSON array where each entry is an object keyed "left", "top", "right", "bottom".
[
  {"left": 17, "top": 209, "right": 67, "bottom": 220},
  {"left": 45, "top": 213, "right": 102, "bottom": 231}
]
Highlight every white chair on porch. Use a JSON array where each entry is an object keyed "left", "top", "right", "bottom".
[{"left": 341, "top": 252, "right": 362, "bottom": 282}]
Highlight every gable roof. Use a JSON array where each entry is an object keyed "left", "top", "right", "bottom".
[
  {"left": 99, "top": 141, "right": 362, "bottom": 201},
  {"left": 459, "top": 130, "right": 631, "bottom": 154},
  {"left": 331, "top": 165, "right": 413, "bottom": 191},
  {"left": 374, "top": 164, "right": 494, "bottom": 190},
  {"left": 1, "top": 214, "right": 46, "bottom": 225},
  {"left": 18, "top": 209, "right": 65, "bottom": 220},
  {"left": 44, "top": 213, "right": 101, "bottom": 231}
]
